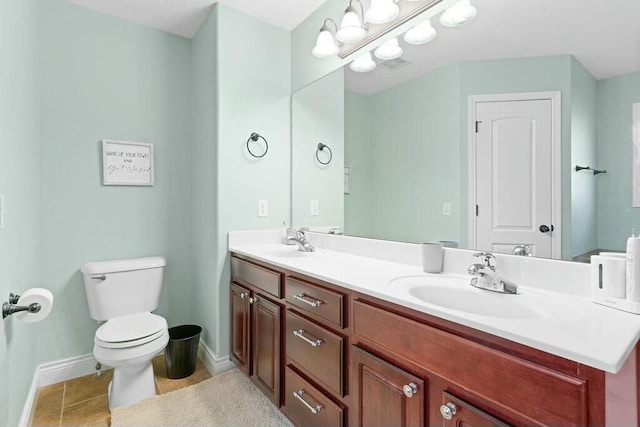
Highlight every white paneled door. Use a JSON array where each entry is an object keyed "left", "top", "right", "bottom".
[{"left": 471, "top": 93, "right": 560, "bottom": 259}]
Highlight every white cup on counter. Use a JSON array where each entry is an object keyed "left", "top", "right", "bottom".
[{"left": 421, "top": 242, "right": 443, "bottom": 273}]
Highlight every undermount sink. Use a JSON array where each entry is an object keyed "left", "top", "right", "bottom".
[{"left": 390, "top": 275, "right": 564, "bottom": 320}]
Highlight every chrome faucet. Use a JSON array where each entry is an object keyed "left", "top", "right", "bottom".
[
  {"left": 286, "top": 230, "right": 315, "bottom": 252},
  {"left": 468, "top": 252, "right": 518, "bottom": 294}
]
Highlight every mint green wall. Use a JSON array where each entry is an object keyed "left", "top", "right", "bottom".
[
  {"left": 367, "top": 64, "right": 460, "bottom": 243},
  {"left": 570, "top": 58, "right": 598, "bottom": 256},
  {"left": 292, "top": 68, "right": 344, "bottom": 230},
  {"left": 0, "top": 0, "right": 40, "bottom": 424},
  {"left": 344, "top": 56, "right": 591, "bottom": 256},
  {"left": 344, "top": 90, "right": 372, "bottom": 237},
  {"left": 191, "top": 7, "right": 219, "bottom": 354},
  {"left": 38, "top": 0, "right": 194, "bottom": 362},
  {"left": 597, "top": 71, "right": 640, "bottom": 248},
  {"left": 215, "top": 4, "right": 291, "bottom": 355}
]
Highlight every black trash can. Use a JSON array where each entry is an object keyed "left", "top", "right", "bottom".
[{"left": 164, "top": 325, "right": 202, "bottom": 379}]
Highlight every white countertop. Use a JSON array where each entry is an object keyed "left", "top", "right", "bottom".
[{"left": 229, "top": 236, "right": 640, "bottom": 374}]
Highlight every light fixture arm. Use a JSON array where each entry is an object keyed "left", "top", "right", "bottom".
[
  {"left": 346, "top": 0, "right": 369, "bottom": 31},
  {"left": 320, "top": 18, "right": 339, "bottom": 34}
]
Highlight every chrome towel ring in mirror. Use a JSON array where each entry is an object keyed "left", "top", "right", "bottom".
[
  {"left": 247, "top": 132, "right": 268, "bottom": 158},
  {"left": 316, "top": 143, "right": 332, "bottom": 165}
]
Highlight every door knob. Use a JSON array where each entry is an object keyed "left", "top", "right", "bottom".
[
  {"left": 539, "top": 224, "right": 554, "bottom": 233},
  {"left": 440, "top": 402, "right": 457, "bottom": 420},
  {"left": 402, "top": 383, "right": 418, "bottom": 398}
]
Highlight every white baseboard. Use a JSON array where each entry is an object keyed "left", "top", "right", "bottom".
[
  {"left": 20, "top": 344, "right": 234, "bottom": 427},
  {"left": 198, "top": 341, "right": 235, "bottom": 375},
  {"left": 17, "top": 369, "right": 40, "bottom": 427},
  {"left": 38, "top": 353, "right": 98, "bottom": 387}
]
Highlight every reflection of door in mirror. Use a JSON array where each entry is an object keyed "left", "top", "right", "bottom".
[{"left": 471, "top": 93, "right": 560, "bottom": 259}]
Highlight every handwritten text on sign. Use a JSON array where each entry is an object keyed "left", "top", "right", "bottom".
[{"left": 102, "top": 140, "right": 154, "bottom": 186}]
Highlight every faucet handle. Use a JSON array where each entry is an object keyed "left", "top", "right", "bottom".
[{"left": 473, "top": 252, "right": 496, "bottom": 269}]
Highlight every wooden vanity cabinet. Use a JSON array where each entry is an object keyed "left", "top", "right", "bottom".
[
  {"left": 229, "top": 252, "right": 609, "bottom": 427},
  {"left": 283, "top": 275, "right": 350, "bottom": 427},
  {"left": 351, "top": 295, "right": 605, "bottom": 427},
  {"left": 230, "top": 256, "right": 283, "bottom": 406}
]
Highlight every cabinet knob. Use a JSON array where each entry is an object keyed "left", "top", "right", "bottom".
[
  {"left": 249, "top": 296, "right": 259, "bottom": 304},
  {"left": 402, "top": 383, "right": 418, "bottom": 398},
  {"left": 440, "top": 402, "right": 457, "bottom": 420},
  {"left": 240, "top": 292, "right": 248, "bottom": 299}
]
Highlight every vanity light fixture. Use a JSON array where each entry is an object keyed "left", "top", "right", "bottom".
[
  {"left": 374, "top": 37, "right": 403, "bottom": 60},
  {"left": 365, "top": 0, "right": 400, "bottom": 25},
  {"left": 336, "top": 0, "right": 368, "bottom": 44},
  {"left": 350, "top": 51, "right": 377, "bottom": 73},
  {"left": 312, "top": 18, "right": 341, "bottom": 58},
  {"left": 439, "top": 0, "right": 477, "bottom": 27},
  {"left": 403, "top": 19, "right": 437, "bottom": 45}
]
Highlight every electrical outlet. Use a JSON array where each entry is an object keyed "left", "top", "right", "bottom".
[
  {"left": 310, "top": 200, "right": 320, "bottom": 216},
  {"left": 257, "top": 199, "right": 268, "bottom": 217},
  {"left": 442, "top": 202, "right": 452, "bottom": 217}
]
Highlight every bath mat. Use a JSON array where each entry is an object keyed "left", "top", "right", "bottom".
[{"left": 111, "top": 369, "right": 293, "bottom": 427}]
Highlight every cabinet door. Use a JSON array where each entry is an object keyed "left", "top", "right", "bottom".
[
  {"left": 230, "top": 282, "right": 250, "bottom": 376},
  {"left": 251, "top": 294, "right": 281, "bottom": 406},
  {"left": 351, "top": 346, "right": 424, "bottom": 427},
  {"left": 440, "top": 392, "right": 510, "bottom": 427}
]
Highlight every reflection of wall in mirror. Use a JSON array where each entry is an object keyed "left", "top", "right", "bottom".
[
  {"left": 292, "top": 68, "right": 344, "bottom": 229},
  {"left": 343, "top": 55, "right": 640, "bottom": 259}
]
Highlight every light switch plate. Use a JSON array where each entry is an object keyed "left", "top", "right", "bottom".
[
  {"left": 310, "top": 200, "right": 320, "bottom": 216},
  {"left": 257, "top": 199, "right": 268, "bottom": 217},
  {"left": 442, "top": 202, "right": 452, "bottom": 217}
]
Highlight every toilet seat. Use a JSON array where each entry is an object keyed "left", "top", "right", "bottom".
[{"left": 95, "top": 312, "right": 167, "bottom": 349}]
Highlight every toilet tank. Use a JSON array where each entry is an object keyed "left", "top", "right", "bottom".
[{"left": 81, "top": 256, "right": 166, "bottom": 321}]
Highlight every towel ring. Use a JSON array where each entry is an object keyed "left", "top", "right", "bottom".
[
  {"left": 247, "top": 132, "right": 268, "bottom": 158},
  {"left": 316, "top": 143, "right": 332, "bottom": 165}
]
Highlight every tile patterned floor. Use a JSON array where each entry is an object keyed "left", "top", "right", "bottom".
[{"left": 31, "top": 356, "right": 211, "bottom": 427}]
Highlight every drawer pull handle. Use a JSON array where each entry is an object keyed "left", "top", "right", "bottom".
[
  {"left": 293, "top": 293, "right": 323, "bottom": 308},
  {"left": 293, "top": 329, "right": 323, "bottom": 347},
  {"left": 402, "top": 383, "right": 418, "bottom": 398},
  {"left": 440, "top": 402, "right": 457, "bottom": 420},
  {"left": 239, "top": 292, "right": 248, "bottom": 299},
  {"left": 249, "top": 296, "right": 259, "bottom": 304},
  {"left": 293, "top": 390, "right": 322, "bottom": 414}
]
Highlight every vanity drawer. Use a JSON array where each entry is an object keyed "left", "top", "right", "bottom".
[
  {"left": 286, "top": 311, "right": 345, "bottom": 397},
  {"left": 352, "top": 300, "right": 588, "bottom": 426},
  {"left": 285, "top": 366, "right": 344, "bottom": 427},
  {"left": 231, "top": 256, "right": 281, "bottom": 298},
  {"left": 286, "top": 277, "right": 344, "bottom": 328}
]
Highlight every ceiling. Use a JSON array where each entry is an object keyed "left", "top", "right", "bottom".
[
  {"left": 67, "top": 0, "right": 328, "bottom": 38},
  {"left": 346, "top": 0, "right": 640, "bottom": 94},
  {"left": 66, "top": 0, "right": 639, "bottom": 93}
]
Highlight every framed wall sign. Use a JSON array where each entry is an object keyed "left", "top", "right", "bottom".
[{"left": 102, "top": 140, "right": 154, "bottom": 186}]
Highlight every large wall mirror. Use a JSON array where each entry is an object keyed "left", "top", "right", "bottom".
[{"left": 292, "top": 0, "right": 640, "bottom": 262}]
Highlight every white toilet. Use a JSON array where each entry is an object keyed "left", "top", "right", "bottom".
[{"left": 81, "top": 256, "right": 169, "bottom": 410}]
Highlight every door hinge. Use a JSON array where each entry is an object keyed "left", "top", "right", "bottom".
[
  {"left": 476, "top": 205, "right": 479, "bottom": 216},
  {"left": 475, "top": 120, "right": 482, "bottom": 133}
]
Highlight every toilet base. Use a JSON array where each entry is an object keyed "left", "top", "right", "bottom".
[{"left": 108, "top": 361, "right": 156, "bottom": 410}]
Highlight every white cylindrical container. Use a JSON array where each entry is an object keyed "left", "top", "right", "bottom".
[{"left": 421, "top": 242, "right": 443, "bottom": 273}]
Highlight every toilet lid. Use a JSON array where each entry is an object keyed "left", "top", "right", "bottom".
[{"left": 96, "top": 312, "right": 167, "bottom": 345}]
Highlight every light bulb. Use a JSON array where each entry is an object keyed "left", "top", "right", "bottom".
[
  {"left": 350, "top": 52, "right": 376, "bottom": 73},
  {"left": 312, "top": 30, "right": 339, "bottom": 58},
  {"left": 404, "top": 19, "right": 437, "bottom": 45},
  {"left": 365, "top": 0, "right": 399, "bottom": 25},
  {"left": 440, "top": 0, "right": 477, "bottom": 27},
  {"left": 336, "top": 9, "right": 366, "bottom": 43},
  {"left": 374, "top": 38, "right": 403, "bottom": 60}
]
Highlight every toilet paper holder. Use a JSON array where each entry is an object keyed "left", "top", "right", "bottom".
[{"left": 2, "top": 292, "right": 41, "bottom": 319}]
